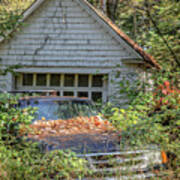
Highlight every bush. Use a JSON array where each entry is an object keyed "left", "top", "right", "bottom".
[
  {"left": 105, "top": 69, "right": 180, "bottom": 177},
  {"left": 0, "top": 94, "right": 89, "bottom": 179}
]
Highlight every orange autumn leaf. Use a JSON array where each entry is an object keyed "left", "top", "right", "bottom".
[{"left": 24, "top": 116, "right": 116, "bottom": 141}]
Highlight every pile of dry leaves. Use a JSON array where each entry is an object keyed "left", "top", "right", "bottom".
[{"left": 25, "top": 116, "right": 116, "bottom": 140}]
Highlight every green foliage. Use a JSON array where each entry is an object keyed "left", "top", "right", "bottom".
[
  {"left": 0, "top": 64, "right": 21, "bottom": 75},
  {"left": 0, "top": 94, "right": 89, "bottom": 179},
  {"left": 0, "top": 94, "right": 34, "bottom": 147},
  {"left": 0, "top": 8, "right": 22, "bottom": 38},
  {"left": 106, "top": 69, "right": 180, "bottom": 176},
  {"left": 0, "top": 0, "right": 35, "bottom": 39},
  {"left": 89, "top": 0, "right": 180, "bottom": 69},
  {"left": 0, "top": 147, "right": 88, "bottom": 179},
  {"left": 89, "top": 1, "right": 180, "bottom": 174}
]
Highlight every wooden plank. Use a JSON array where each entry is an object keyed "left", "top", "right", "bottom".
[
  {"left": 55, "top": 0, "right": 79, "bottom": 7},
  {"left": 2, "top": 61, "right": 116, "bottom": 68},
  {"left": 6, "top": 44, "right": 123, "bottom": 51},
  {"left": 47, "top": 7, "right": 89, "bottom": 13},
  {"left": 28, "top": 23, "right": 100, "bottom": 29},
  {"left": 14, "top": 33, "right": 113, "bottom": 41},
  {"left": 20, "top": 28, "right": 106, "bottom": 34},
  {"left": 10, "top": 39, "right": 118, "bottom": 46},
  {"left": 4, "top": 49, "right": 126, "bottom": 57},
  {"left": 14, "top": 67, "right": 112, "bottom": 74},
  {"left": 34, "top": 17, "right": 95, "bottom": 24},
  {"left": 38, "top": 12, "right": 89, "bottom": 18},
  {"left": 0, "top": 55, "right": 128, "bottom": 62}
]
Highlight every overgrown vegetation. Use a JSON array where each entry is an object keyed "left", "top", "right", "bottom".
[
  {"left": 0, "top": 94, "right": 89, "bottom": 179},
  {"left": 101, "top": 69, "right": 180, "bottom": 178},
  {"left": 89, "top": 2, "right": 180, "bottom": 176},
  {"left": 0, "top": 0, "right": 180, "bottom": 178}
]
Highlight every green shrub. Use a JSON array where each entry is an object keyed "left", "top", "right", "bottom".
[
  {"left": 0, "top": 94, "right": 89, "bottom": 179},
  {"left": 105, "top": 69, "right": 180, "bottom": 177}
]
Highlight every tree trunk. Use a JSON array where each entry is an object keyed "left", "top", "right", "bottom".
[
  {"left": 100, "top": 0, "right": 107, "bottom": 13},
  {"left": 106, "top": 0, "right": 119, "bottom": 21}
]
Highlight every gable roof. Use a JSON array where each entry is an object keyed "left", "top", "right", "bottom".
[{"left": 0, "top": 0, "right": 160, "bottom": 69}]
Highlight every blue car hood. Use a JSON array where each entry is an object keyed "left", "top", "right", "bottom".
[{"left": 37, "top": 132, "right": 121, "bottom": 154}]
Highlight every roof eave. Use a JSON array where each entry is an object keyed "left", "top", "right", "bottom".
[{"left": 79, "top": 0, "right": 161, "bottom": 69}]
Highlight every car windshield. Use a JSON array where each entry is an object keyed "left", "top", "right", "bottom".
[{"left": 19, "top": 99, "right": 98, "bottom": 121}]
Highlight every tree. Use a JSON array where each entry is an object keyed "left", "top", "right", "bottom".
[{"left": 88, "top": 0, "right": 180, "bottom": 69}]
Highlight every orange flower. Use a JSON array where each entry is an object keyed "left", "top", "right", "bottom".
[
  {"left": 162, "top": 89, "right": 168, "bottom": 95},
  {"left": 94, "top": 116, "right": 99, "bottom": 121},
  {"left": 94, "top": 120, "right": 101, "bottom": 126},
  {"left": 164, "top": 81, "right": 170, "bottom": 87},
  {"left": 104, "top": 120, "right": 109, "bottom": 125}
]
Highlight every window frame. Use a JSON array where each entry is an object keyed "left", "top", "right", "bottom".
[{"left": 16, "top": 73, "right": 108, "bottom": 102}]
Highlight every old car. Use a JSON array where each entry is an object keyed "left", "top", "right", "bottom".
[{"left": 17, "top": 94, "right": 167, "bottom": 179}]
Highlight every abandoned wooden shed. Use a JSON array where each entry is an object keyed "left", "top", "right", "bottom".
[{"left": 0, "top": 0, "right": 159, "bottom": 103}]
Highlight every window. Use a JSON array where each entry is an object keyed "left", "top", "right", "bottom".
[
  {"left": 78, "top": 92, "right": 88, "bottom": 98},
  {"left": 17, "top": 73, "right": 107, "bottom": 102},
  {"left": 78, "top": 75, "right": 88, "bottom": 87},
  {"left": 92, "top": 75, "right": 103, "bottom": 87},
  {"left": 63, "top": 91, "right": 74, "bottom": 96},
  {"left": 23, "top": 74, "right": 33, "bottom": 86},
  {"left": 92, "top": 92, "right": 102, "bottom": 102},
  {"left": 50, "top": 74, "right": 60, "bottom": 86},
  {"left": 64, "top": 74, "right": 75, "bottom": 87},
  {"left": 36, "top": 74, "right": 47, "bottom": 86}
]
